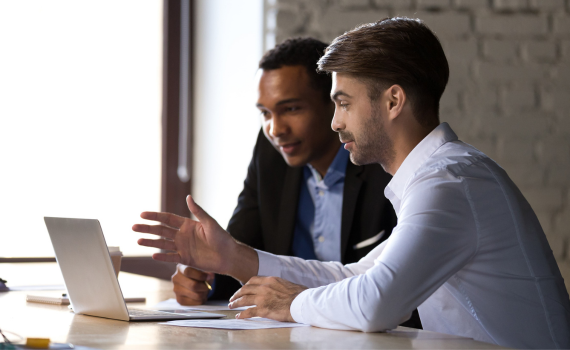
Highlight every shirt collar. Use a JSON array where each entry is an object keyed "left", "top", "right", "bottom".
[
  {"left": 386, "top": 122, "right": 458, "bottom": 200},
  {"left": 306, "top": 145, "right": 349, "bottom": 189}
]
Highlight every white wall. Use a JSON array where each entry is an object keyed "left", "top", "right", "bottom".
[{"left": 193, "top": 0, "right": 264, "bottom": 228}]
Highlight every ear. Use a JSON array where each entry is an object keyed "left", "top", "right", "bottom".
[{"left": 384, "top": 85, "right": 406, "bottom": 121}]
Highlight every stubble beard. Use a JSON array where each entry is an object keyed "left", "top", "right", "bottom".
[{"left": 339, "top": 108, "right": 395, "bottom": 170}]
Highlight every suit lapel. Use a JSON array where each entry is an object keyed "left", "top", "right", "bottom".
[
  {"left": 273, "top": 166, "right": 303, "bottom": 255},
  {"left": 340, "top": 162, "right": 364, "bottom": 262}
]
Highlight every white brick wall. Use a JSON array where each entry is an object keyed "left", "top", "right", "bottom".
[{"left": 268, "top": 0, "right": 570, "bottom": 289}]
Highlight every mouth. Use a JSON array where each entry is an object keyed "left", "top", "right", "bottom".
[
  {"left": 278, "top": 141, "right": 301, "bottom": 155},
  {"left": 341, "top": 140, "right": 354, "bottom": 150}
]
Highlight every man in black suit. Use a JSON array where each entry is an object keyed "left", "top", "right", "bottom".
[{"left": 170, "top": 38, "right": 420, "bottom": 328}]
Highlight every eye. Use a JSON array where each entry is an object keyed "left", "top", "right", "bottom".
[
  {"left": 339, "top": 102, "right": 349, "bottom": 111},
  {"left": 285, "top": 106, "right": 300, "bottom": 112},
  {"left": 260, "top": 110, "right": 270, "bottom": 119}
]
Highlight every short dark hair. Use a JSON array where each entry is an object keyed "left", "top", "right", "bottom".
[
  {"left": 317, "top": 17, "right": 449, "bottom": 128},
  {"left": 259, "top": 37, "right": 332, "bottom": 101}
]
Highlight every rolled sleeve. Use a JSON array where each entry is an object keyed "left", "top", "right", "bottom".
[
  {"left": 290, "top": 289, "right": 309, "bottom": 324},
  {"left": 256, "top": 249, "right": 283, "bottom": 277}
]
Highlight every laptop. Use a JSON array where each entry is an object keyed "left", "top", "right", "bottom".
[{"left": 44, "top": 217, "right": 225, "bottom": 321}]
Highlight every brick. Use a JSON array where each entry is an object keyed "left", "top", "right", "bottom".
[
  {"left": 373, "top": 0, "right": 413, "bottom": 9},
  {"left": 417, "top": 0, "right": 452, "bottom": 10},
  {"left": 338, "top": 0, "right": 371, "bottom": 8},
  {"left": 553, "top": 66, "right": 570, "bottom": 85},
  {"left": 454, "top": 0, "right": 489, "bottom": 10},
  {"left": 536, "top": 136, "right": 570, "bottom": 163},
  {"left": 275, "top": 9, "right": 305, "bottom": 33},
  {"left": 521, "top": 187, "right": 564, "bottom": 211},
  {"left": 503, "top": 85, "right": 537, "bottom": 110},
  {"left": 474, "top": 62, "right": 551, "bottom": 82},
  {"left": 463, "top": 87, "right": 500, "bottom": 112},
  {"left": 547, "top": 161, "right": 570, "bottom": 186},
  {"left": 440, "top": 89, "right": 460, "bottom": 109},
  {"left": 555, "top": 206, "right": 570, "bottom": 233},
  {"left": 502, "top": 162, "right": 544, "bottom": 187},
  {"left": 542, "top": 88, "right": 570, "bottom": 110},
  {"left": 522, "top": 40, "right": 557, "bottom": 62},
  {"left": 494, "top": 137, "right": 535, "bottom": 164},
  {"left": 529, "top": 0, "right": 565, "bottom": 10},
  {"left": 497, "top": 138, "right": 535, "bottom": 162},
  {"left": 553, "top": 14, "right": 570, "bottom": 35},
  {"left": 317, "top": 9, "right": 390, "bottom": 35},
  {"left": 444, "top": 115, "right": 480, "bottom": 140},
  {"left": 482, "top": 114, "right": 549, "bottom": 137},
  {"left": 442, "top": 38, "right": 478, "bottom": 63},
  {"left": 561, "top": 40, "right": 570, "bottom": 62},
  {"left": 493, "top": 0, "right": 529, "bottom": 11},
  {"left": 395, "top": 11, "right": 471, "bottom": 38},
  {"left": 483, "top": 39, "right": 518, "bottom": 61},
  {"left": 476, "top": 14, "right": 548, "bottom": 36}
]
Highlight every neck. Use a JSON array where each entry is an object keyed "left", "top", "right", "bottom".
[
  {"left": 385, "top": 123, "right": 436, "bottom": 176},
  {"left": 309, "top": 139, "right": 342, "bottom": 177}
]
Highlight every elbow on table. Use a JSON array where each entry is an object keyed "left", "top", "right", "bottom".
[{"left": 356, "top": 305, "right": 404, "bottom": 333}]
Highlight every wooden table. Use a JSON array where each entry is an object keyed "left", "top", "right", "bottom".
[{"left": 0, "top": 263, "right": 505, "bottom": 349}]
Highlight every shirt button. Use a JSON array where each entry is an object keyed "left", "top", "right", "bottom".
[
  {"left": 318, "top": 236, "right": 325, "bottom": 243},
  {"left": 318, "top": 190, "right": 324, "bottom": 196}
]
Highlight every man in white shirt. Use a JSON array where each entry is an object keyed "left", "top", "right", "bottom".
[{"left": 133, "top": 17, "right": 570, "bottom": 348}]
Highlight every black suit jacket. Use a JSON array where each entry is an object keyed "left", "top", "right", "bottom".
[{"left": 211, "top": 130, "right": 421, "bottom": 328}]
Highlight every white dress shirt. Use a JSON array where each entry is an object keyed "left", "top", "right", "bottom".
[{"left": 257, "top": 123, "right": 570, "bottom": 349}]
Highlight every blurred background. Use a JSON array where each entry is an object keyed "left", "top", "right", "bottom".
[{"left": 1, "top": 0, "right": 569, "bottom": 285}]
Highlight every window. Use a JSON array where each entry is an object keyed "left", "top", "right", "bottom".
[{"left": 0, "top": 1, "right": 163, "bottom": 257}]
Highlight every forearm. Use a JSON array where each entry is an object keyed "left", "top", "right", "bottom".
[
  {"left": 222, "top": 241, "right": 259, "bottom": 284},
  {"left": 256, "top": 249, "right": 376, "bottom": 288}
]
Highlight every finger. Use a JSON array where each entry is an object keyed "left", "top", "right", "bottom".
[
  {"left": 206, "top": 272, "right": 215, "bottom": 284},
  {"left": 137, "top": 238, "right": 177, "bottom": 251},
  {"left": 132, "top": 224, "right": 178, "bottom": 239},
  {"left": 229, "top": 284, "right": 259, "bottom": 303},
  {"left": 176, "top": 294, "right": 205, "bottom": 306},
  {"left": 235, "top": 306, "right": 258, "bottom": 319},
  {"left": 151, "top": 252, "right": 181, "bottom": 263},
  {"left": 186, "top": 195, "right": 214, "bottom": 224},
  {"left": 173, "top": 284, "right": 208, "bottom": 301},
  {"left": 140, "top": 211, "right": 186, "bottom": 229},
  {"left": 229, "top": 295, "right": 257, "bottom": 309},
  {"left": 172, "top": 273, "right": 210, "bottom": 293},
  {"left": 182, "top": 266, "right": 209, "bottom": 281}
]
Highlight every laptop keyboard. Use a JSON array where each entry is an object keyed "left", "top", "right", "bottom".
[{"left": 128, "top": 308, "right": 173, "bottom": 317}]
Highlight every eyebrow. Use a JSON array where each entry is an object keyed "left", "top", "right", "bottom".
[
  {"left": 256, "top": 98, "right": 302, "bottom": 108},
  {"left": 331, "top": 91, "right": 351, "bottom": 101}
]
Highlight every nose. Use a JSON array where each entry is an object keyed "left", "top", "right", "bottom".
[
  {"left": 269, "top": 115, "right": 288, "bottom": 138},
  {"left": 331, "top": 108, "right": 344, "bottom": 132}
]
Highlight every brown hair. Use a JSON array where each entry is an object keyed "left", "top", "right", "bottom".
[{"left": 317, "top": 17, "right": 449, "bottom": 128}]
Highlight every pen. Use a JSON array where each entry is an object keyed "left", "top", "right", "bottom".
[{"left": 204, "top": 281, "right": 212, "bottom": 290}]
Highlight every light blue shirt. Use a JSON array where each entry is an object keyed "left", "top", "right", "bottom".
[{"left": 291, "top": 146, "right": 349, "bottom": 262}]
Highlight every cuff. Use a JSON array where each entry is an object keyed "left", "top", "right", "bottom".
[
  {"left": 290, "top": 289, "right": 309, "bottom": 324},
  {"left": 255, "top": 249, "right": 283, "bottom": 277}
]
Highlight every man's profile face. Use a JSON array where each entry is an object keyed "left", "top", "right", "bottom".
[
  {"left": 330, "top": 72, "right": 394, "bottom": 169},
  {"left": 257, "top": 66, "right": 337, "bottom": 168}
]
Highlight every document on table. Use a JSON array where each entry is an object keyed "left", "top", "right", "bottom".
[
  {"left": 153, "top": 298, "right": 253, "bottom": 311},
  {"left": 162, "top": 317, "right": 310, "bottom": 330}
]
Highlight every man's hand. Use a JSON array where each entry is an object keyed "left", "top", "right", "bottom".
[
  {"left": 228, "top": 276, "right": 308, "bottom": 322},
  {"left": 172, "top": 264, "right": 215, "bottom": 306},
  {"left": 132, "top": 195, "right": 258, "bottom": 283}
]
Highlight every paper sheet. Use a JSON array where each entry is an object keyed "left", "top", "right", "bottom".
[
  {"left": 153, "top": 298, "right": 253, "bottom": 311},
  {"left": 162, "top": 317, "right": 310, "bottom": 330}
]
